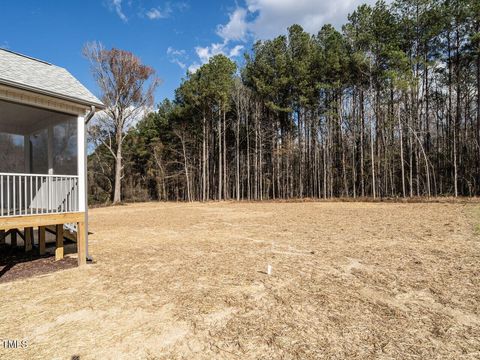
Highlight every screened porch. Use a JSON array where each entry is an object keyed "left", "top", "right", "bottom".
[{"left": 0, "top": 99, "right": 80, "bottom": 217}]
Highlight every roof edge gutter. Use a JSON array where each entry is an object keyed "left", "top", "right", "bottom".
[
  {"left": 0, "top": 78, "right": 105, "bottom": 110},
  {"left": 85, "top": 105, "right": 96, "bottom": 124}
]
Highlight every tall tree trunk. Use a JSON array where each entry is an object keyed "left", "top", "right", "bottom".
[
  {"left": 218, "top": 108, "right": 223, "bottom": 200},
  {"left": 339, "top": 93, "right": 348, "bottom": 197},
  {"left": 246, "top": 110, "right": 251, "bottom": 200},
  {"left": 299, "top": 110, "right": 304, "bottom": 197},
  {"left": 323, "top": 133, "right": 327, "bottom": 199},
  {"left": 370, "top": 119, "right": 376, "bottom": 199},
  {"left": 202, "top": 115, "right": 207, "bottom": 201},
  {"left": 259, "top": 113, "right": 263, "bottom": 200},
  {"left": 179, "top": 132, "right": 191, "bottom": 202},
  {"left": 447, "top": 30, "right": 455, "bottom": 196},
  {"left": 360, "top": 90, "right": 365, "bottom": 197},
  {"left": 223, "top": 110, "right": 227, "bottom": 199},
  {"left": 477, "top": 39, "right": 480, "bottom": 190},
  {"left": 454, "top": 25, "right": 461, "bottom": 197},
  {"left": 398, "top": 103, "right": 406, "bottom": 198},
  {"left": 113, "top": 129, "right": 123, "bottom": 204},
  {"left": 236, "top": 109, "right": 240, "bottom": 201},
  {"left": 254, "top": 105, "right": 259, "bottom": 200}
]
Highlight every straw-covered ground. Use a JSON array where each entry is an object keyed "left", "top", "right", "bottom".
[{"left": 0, "top": 201, "right": 479, "bottom": 359}]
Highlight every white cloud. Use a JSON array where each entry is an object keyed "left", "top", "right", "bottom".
[
  {"left": 107, "top": 1, "right": 189, "bottom": 22},
  {"left": 175, "top": 2, "right": 190, "bottom": 12},
  {"left": 109, "top": 0, "right": 128, "bottom": 22},
  {"left": 167, "top": 47, "right": 188, "bottom": 69},
  {"left": 229, "top": 45, "right": 244, "bottom": 57},
  {"left": 194, "top": 41, "right": 244, "bottom": 65},
  {"left": 167, "top": 44, "right": 237, "bottom": 73},
  {"left": 246, "top": 0, "right": 353, "bottom": 38},
  {"left": 188, "top": 63, "right": 201, "bottom": 74},
  {"left": 171, "top": 59, "right": 187, "bottom": 69},
  {"left": 167, "top": 47, "right": 186, "bottom": 57},
  {"left": 216, "top": 0, "right": 388, "bottom": 41},
  {"left": 193, "top": 0, "right": 381, "bottom": 71},
  {"left": 216, "top": 8, "right": 248, "bottom": 42},
  {"left": 146, "top": 5, "right": 172, "bottom": 20},
  {"left": 195, "top": 43, "right": 225, "bottom": 63}
]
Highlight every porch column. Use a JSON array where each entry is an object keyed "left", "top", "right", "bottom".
[
  {"left": 77, "top": 115, "right": 87, "bottom": 266},
  {"left": 77, "top": 116, "right": 86, "bottom": 213}
]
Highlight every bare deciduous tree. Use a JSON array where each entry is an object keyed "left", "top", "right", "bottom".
[{"left": 84, "top": 42, "right": 159, "bottom": 203}]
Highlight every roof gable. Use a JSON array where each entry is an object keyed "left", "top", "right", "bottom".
[{"left": 0, "top": 49, "right": 103, "bottom": 108}]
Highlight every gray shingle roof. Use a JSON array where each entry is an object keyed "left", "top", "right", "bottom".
[{"left": 0, "top": 48, "right": 104, "bottom": 108}]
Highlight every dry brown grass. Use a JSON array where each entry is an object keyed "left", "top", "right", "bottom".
[{"left": 0, "top": 201, "right": 479, "bottom": 359}]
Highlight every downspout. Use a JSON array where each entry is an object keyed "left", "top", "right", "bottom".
[{"left": 84, "top": 105, "right": 95, "bottom": 262}]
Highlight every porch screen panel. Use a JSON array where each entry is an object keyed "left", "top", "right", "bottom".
[
  {"left": 53, "top": 118, "right": 77, "bottom": 175},
  {"left": 31, "top": 129, "right": 48, "bottom": 174},
  {"left": 0, "top": 133, "right": 25, "bottom": 172}
]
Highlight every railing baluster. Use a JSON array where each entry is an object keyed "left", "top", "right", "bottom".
[
  {"left": 32, "top": 176, "right": 38, "bottom": 214},
  {"left": 57, "top": 177, "right": 60, "bottom": 213},
  {"left": 68, "top": 178, "right": 71, "bottom": 212},
  {"left": 7, "top": 175, "right": 9, "bottom": 216},
  {"left": 52, "top": 176, "right": 54, "bottom": 213},
  {"left": 56, "top": 177, "right": 58, "bottom": 213},
  {"left": 47, "top": 176, "right": 53, "bottom": 213},
  {"left": 17, "top": 176, "right": 20, "bottom": 216},
  {"left": 55, "top": 177, "right": 58, "bottom": 213},
  {"left": 24, "top": 175, "right": 26, "bottom": 215},
  {"left": 20, "top": 176, "right": 22, "bottom": 215},
  {"left": 63, "top": 178, "right": 65, "bottom": 213},
  {"left": 40, "top": 176, "right": 44, "bottom": 214},
  {"left": 29, "top": 175, "right": 32, "bottom": 215},
  {"left": 72, "top": 179, "right": 75, "bottom": 211},
  {"left": 73, "top": 179, "right": 75, "bottom": 211},
  {"left": 13, "top": 176, "right": 16, "bottom": 216},
  {"left": 65, "top": 178, "right": 68, "bottom": 212},
  {"left": 54, "top": 177, "right": 56, "bottom": 213},
  {"left": 42, "top": 176, "right": 46, "bottom": 214},
  {"left": 51, "top": 177, "right": 54, "bottom": 213}
]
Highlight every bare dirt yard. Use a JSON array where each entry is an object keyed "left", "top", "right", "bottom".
[{"left": 0, "top": 201, "right": 479, "bottom": 359}]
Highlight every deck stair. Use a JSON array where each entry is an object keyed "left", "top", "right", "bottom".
[{"left": 45, "top": 224, "right": 77, "bottom": 243}]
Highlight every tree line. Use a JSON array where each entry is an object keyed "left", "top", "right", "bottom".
[{"left": 88, "top": 0, "right": 480, "bottom": 203}]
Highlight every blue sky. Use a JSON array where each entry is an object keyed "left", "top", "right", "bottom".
[{"left": 0, "top": 0, "right": 380, "bottom": 104}]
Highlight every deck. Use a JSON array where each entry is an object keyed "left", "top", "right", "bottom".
[{"left": 0, "top": 173, "right": 86, "bottom": 266}]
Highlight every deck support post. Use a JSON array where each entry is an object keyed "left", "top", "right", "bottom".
[
  {"left": 55, "top": 224, "right": 64, "bottom": 261},
  {"left": 11, "top": 230, "right": 17, "bottom": 248},
  {"left": 77, "top": 221, "right": 86, "bottom": 266},
  {"left": 24, "top": 227, "right": 33, "bottom": 251},
  {"left": 38, "top": 226, "right": 46, "bottom": 255}
]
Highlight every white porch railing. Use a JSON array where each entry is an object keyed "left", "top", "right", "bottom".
[{"left": 0, "top": 173, "right": 79, "bottom": 217}]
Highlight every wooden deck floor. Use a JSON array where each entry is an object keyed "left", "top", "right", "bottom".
[{"left": 0, "top": 212, "right": 86, "bottom": 266}]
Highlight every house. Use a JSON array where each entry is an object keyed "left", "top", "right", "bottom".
[{"left": 0, "top": 48, "right": 104, "bottom": 266}]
